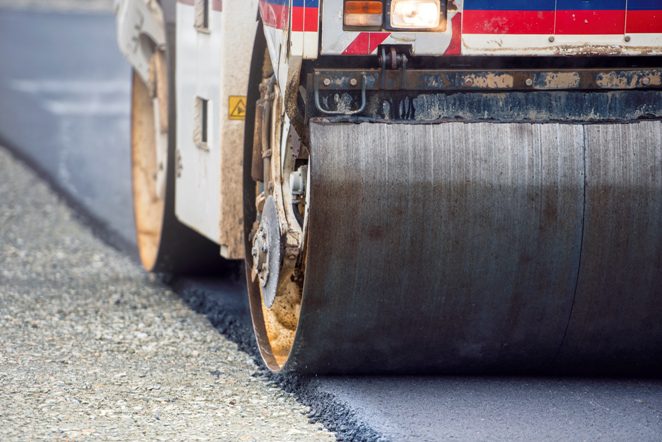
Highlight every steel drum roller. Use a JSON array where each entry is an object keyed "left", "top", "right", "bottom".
[{"left": 249, "top": 120, "right": 662, "bottom": 374}]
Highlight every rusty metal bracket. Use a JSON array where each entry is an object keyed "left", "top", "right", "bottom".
[
  {"left": 314, "top": 73, "right": 367, "bottom": 116},
  {"left": 378, "top": 46, "right": 411, "bottom": 89},
  {"left": 314, "top": 68, "right": 662, "bottom": 92}
]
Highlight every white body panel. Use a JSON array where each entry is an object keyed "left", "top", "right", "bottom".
[
  {"left": 176, "top": 0, "right": 259, "bottom": 258},
  {"left": 176, "top": 2, "right": 223, "bottom": 244}
]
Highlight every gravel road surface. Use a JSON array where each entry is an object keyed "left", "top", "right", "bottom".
[{"left": 0, "top": 147, "right": 333, "bottom": 440}]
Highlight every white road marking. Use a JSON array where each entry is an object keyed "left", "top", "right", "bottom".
[
  {"left": 43, "top": 100, "right": 128, "bottom": 116},
  {"left": 10, "top": 79, "right": 130, "bottom": 116},
  {"left": 11, "top": 79, "right": 129, "bottom": 94}
]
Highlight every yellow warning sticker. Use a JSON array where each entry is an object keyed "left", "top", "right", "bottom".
[{"left": 229, "top": 96, "right": 247, "bottom": 121}]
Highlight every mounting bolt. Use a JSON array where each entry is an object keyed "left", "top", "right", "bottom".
[
  {"left": 525, "top": 78, "right": 533, "bottom": 87},
  {"left": 642, "top": 77, "right": 651, "bottom": 86},
  {"left": 624, "top": 35, "right": 631, "bottom": 42},
  {"left": 548, "top": 36, "right": 555, "bottom": 43},
  {"left": 349, "top": 78, "right": 358, "bottom": 87},
  {"left": 323, "top": 78, "right": 332, "bottom": 87}
]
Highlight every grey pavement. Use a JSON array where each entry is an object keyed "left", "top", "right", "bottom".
[
  {"left": 0, "top": 7, "right": 134, "bottom": 244},
  {"left": 0, "top": 147, "right": 333, "bottom": 440},
  {"left": 1, "top": 6, "right": 662, "bottom": 442},
  {"left": 0, "top": 0, "right": 113, "bottom": 12}
]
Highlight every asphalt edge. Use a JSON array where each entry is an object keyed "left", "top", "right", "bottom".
[
  {"left": 0, "top": 137, "right": 138, "bottom": 261},
  {"left": 175, "top": 281, "right": 388, "bottom": 442},
  {"left": 0, "top": 139, "right": 387, "bottom": 442}
]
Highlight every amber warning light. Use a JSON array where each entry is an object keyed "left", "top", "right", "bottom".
[{"left": 344, "top": 1, "right": 384, "bottom": 28}]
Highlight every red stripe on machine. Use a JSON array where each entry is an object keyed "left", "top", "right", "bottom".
[
  {"left": 463, "top": 10, "right": 555, "bottom": 34},
  {"left": 627, "top": 10, "right": 662, "bottom": 33},
  {"left": 463, "top": 9, "right": 657, "bottom": 35},
  {"left": 291, "top": 6, "right": 319, "bottom": 32},
  {"left": 444, "top": 13, "right": 462, "bottom": 55},
  {"left": 556, "top": 10, "right": 626, "bottom": 34},
  {"left": 342, "top": 32, "right": 391, "bottom": 55}
]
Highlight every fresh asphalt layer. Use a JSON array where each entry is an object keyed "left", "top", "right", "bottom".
[{"left": 1, "top": 7, "right": 661, "bottom": 442}]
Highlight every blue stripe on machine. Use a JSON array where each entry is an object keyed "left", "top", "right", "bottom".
[
  {"left": 556, "top": 0, "right": 625, "bottom": 10},
  {"left": 627, "top": 0, "right": 662, "bottom": 9}
]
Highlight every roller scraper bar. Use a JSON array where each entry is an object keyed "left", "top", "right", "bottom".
[{"left": 307, "top": 67, "right": 662, "bottom": 123}]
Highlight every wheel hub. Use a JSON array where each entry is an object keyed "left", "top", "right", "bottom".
[{"left": 251, "top": 196, "right": 281, "bottom": 308}]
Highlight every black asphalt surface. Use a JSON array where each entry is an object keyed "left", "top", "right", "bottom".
[{"left": 2, "top": 8, "right": 661, "bottom": 441}]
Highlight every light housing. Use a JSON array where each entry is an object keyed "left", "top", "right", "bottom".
[
  {"left": 389, "top": 0, "right": 442, "bottom": 30},
  {"left": 344, "top": 1, "right": 384, "bottom": 28}
]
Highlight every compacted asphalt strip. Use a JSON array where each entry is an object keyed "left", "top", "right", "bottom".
[{"left": 1, "top": 6, "right": 661, "bottom": 442}]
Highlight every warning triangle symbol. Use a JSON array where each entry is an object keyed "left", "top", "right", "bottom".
[{"left": 230, "top": 97, "right": 246, "bottom": 120}]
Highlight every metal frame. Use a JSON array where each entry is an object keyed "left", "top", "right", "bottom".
[
  {"left": 115, "top": 0, "right": 166, "bottom": 83},
  {"left": 314, "top": 68, "right": 662, "bottom": 92}
]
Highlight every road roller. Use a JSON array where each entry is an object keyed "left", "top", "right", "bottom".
[{"left": 115, "top": 0, "right": 662, "bottom": 374}]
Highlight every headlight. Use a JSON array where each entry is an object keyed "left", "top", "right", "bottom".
[{"left": 390, "top": 0, "right": 441, "bottom": 30}]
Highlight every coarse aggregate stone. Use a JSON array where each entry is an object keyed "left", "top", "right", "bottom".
[{"left": 0, "top": 146, "right": 335, "bottom": 441}]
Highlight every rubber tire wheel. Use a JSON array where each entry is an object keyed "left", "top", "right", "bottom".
[{"left": 132, "top": 23, "right": 229, "bottom": 276}]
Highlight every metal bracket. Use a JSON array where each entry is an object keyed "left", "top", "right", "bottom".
[
  {"left": 379, "top": 46, "right": 410, "bottom": 89},
  {"left": 115, "top": 0, "right": 166, "bottom": 84},
  {"left": 313, "top": 68, "right": 662, "bottom": 92},
  {"left": 314, "top": 74, "right": 367, "bottom": 116}
]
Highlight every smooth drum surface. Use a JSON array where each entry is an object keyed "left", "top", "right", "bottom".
[
  {"left": 559, "top": 122, "right": 662, "bottom": 372},
  {"left": 285, "top": 120, "right": 662, "bottom": 374}
]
